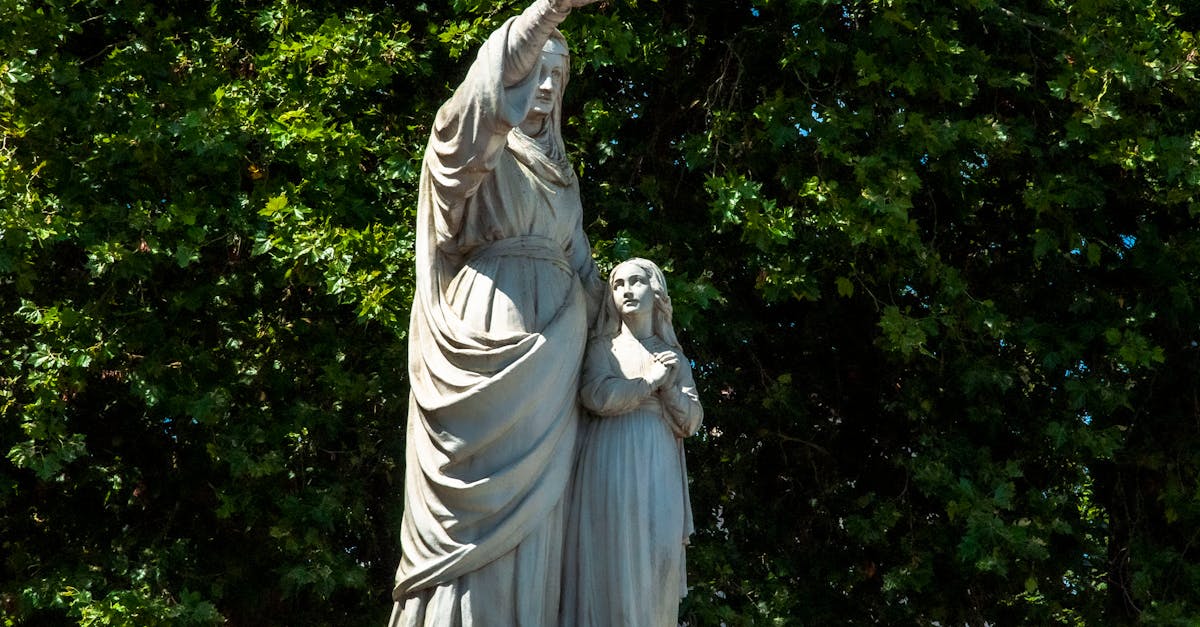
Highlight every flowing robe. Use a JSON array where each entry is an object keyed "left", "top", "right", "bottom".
[
  {"left": 389, "top": 7, "right": 601, "bottom": 626},
  {"left": 561, "top": 333, "right": 703, "bottom": 627}
]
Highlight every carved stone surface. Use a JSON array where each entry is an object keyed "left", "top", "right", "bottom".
[
  {"left": 561, "top": 258, "right": 703, "bottom": 627},
  {"left": 386, "top": 1, "right": 605, "bottom": 625}
]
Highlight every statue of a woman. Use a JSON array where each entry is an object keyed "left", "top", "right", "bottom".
[
  {"left": 388, "top": 1, "right": 604, "bottom": 625},
  {"left": 562, "top": 258, "right": 704, "bottom": 626}
]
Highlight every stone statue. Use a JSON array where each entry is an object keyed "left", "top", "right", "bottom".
[
  {"left": 561, "top": 257, "right": 704, "bottom": 626},
  {"left": 387, "top": 0, "right": 605, "bottom": 625}
]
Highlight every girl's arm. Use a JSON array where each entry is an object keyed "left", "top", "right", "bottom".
[
  {"left": 659, "top": 352, "right": 703, "bottom": 437},
  {"left": 580, "top": 339, "right": 670, "bottom": 416}
]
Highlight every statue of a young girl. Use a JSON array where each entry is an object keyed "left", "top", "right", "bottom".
[{"left": 562, "top": 257, "right": 704, "bottom": 626}]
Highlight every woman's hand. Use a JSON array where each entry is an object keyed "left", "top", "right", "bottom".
[{"left": 551, "top": 0, "right": 605, "bottom": 10}]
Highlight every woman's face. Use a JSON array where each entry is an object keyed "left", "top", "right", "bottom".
[
  {"left": 527, "top": 51, "right": 565, "bottom": 119},
  {"left": 611, "top": 264, "right": 653, "bottom": 319}
]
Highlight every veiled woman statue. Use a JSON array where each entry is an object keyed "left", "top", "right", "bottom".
[
  {"left": 562, "top": 258, "right": 704, "bottom": 626},
  {"left": 388, "top": 1, "right": 605, "bottom": 625}
]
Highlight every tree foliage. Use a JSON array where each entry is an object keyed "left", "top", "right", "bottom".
[{"left": 3, "top": 0, "right": 1199, "bottom": 624}]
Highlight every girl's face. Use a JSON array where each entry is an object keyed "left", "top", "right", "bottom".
[{"left": 610, "top": 264, "right": 653, "bottom": 319}]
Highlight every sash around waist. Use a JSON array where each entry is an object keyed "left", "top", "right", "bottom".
[{"left": 464, "top": 235, "right": 572, "bottom": 273}]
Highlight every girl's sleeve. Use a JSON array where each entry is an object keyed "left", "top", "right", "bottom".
[
  {"left": 579, "top": 339, "right": 655, "bottom": 416},
  {"left": 661, "top": 353, "right": 703, "bottom": 437}
]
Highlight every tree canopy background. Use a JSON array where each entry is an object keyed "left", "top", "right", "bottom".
[{"left": 3, "top": 0, "right": 1199, "bottom": 624}]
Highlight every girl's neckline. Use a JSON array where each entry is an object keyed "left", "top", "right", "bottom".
[{"left": 618, "top": 331, "right": 669, "bottom": 351}]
